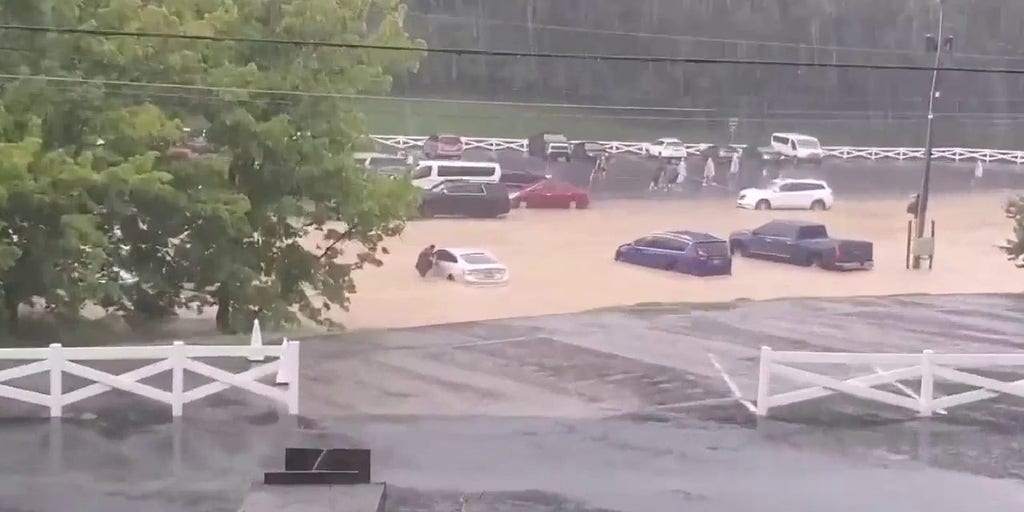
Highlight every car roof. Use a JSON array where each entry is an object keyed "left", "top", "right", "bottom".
[
  {"left": 773, "top": 132, "right": 819, "bottom": 140},
  {"left": 771, "top": 178, "right": 829, "bottom": 185},
  {"left": 763, "top": 220, "right": 825, "bottom": 228},
  {"left": 652, "top": 230, "right": 725, "bottom": 243},
  {"left": 439, "top": 248, "right": 496, "bottom": 257},
  {"left": 418, "top": 160, "right": 499, "bottom": 167},
  {"left": 657, "top": 137, "right": 683, "bottom": 142}
]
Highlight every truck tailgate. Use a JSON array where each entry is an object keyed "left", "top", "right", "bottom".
[{"left": 836, "top": 240, "right": 873, "bottom": 262}]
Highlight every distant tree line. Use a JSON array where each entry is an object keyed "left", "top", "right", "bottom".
[{"left": 394, "top": 0, "right": 1024, "bottom": 146}]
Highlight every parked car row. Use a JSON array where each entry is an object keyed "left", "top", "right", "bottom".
[
  {"left": 414, "top": 164, "right": 591, "bottom": 219},
  {"left": 434, "top": 219, "right": 873, "bottom": 288},
  {"left": 616, "top": 220, "right": 874, "bottom": 277}
]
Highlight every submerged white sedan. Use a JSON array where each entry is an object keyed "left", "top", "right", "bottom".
[{"left": 430, "top": 248, "right": 510, "bottom": 285}]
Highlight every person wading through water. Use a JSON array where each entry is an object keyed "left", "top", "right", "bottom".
[{"left": 416, "top": 244, "right": 436, "bottom": 278}]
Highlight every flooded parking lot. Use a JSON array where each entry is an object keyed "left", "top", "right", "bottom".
[{"left": 5, "top": 294, "right": 1024, "bottom": 511}]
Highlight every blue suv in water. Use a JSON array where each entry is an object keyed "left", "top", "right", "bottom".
[{"left": 614, "top": 231, "right": 732, "bottom": 277}]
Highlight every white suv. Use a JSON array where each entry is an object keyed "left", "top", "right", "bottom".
[
  {"left": 644, "top": 138, "right": 688, "bottom": 159},
  {"left": 737, "top": 178, "right": 833, "bottom": 211}
]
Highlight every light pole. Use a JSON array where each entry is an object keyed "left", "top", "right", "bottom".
[{"left": 913, "top": 0, "right": 951, "bottom": 269}]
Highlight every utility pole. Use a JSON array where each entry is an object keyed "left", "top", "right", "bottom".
[{"left": 913, "top": 0, "right": 952, "bottom": 269}]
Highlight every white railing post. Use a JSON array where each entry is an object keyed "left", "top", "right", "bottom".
[
  {"left": 49, "top": 343, "right": 62, "bottom": 418},
  {"left": 275, "top": 339, "right": 290, "bottom": 385},
  {"left": 171, "top": 341, "right": 185, "bottom": 417},
  {"left": 248, "top": 319, "right": 265, "bottom": 362},
  {"left": 756, "top": 346, "right": 772, "bottom": 416},
  {"left": 286, "top": 340, "right": 300, "bottom": 415},
  {"left": 919, "top": 349, "right": 935, "bottom": 417}
]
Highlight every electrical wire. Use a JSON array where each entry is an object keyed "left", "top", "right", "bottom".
[
  {"left": 0, "top": 72, "right": 717, "bottom": 112},
  {"left": 3, "top": 24, "right": 1024, "bottom": 74},
  {"left": 7, "top": 76, "right": 1024, "bottom": 122},
  {"left": 411, "top": 12, "right": 1024, "bottom": 63}
]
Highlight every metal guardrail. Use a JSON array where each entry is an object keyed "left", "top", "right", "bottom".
[
  {"left": 370, "top": 135, "right": 1024, "bottom": 164},
  {"left": 756, "top": 345, "right": 1024, "bottom": 417}
]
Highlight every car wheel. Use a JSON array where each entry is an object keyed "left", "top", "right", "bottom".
[
  {"left": 565, "top": 156, "right": 572, "bottom": 163},
  {"left": 419, "top": 204, "right": 434, "bottom": 218},
  {"left": 755, "top": 200, "right": 771, "bottom": 210},
  {"left": 803, "top": 253, "right": 819, "bottom": 267},
  {"left": 810, "top": 200, "right": 826, "bottom": 211},
  {"left": 446, "top": 274, "right": 455, "bottom": 281}
]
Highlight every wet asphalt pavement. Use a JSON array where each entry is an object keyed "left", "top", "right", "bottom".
[
  {"left": 467, "top": 148, "right": 1024, "bottom": 199},
  {"left": 4, "top": 294, "right": 1024, "bottom": 511}
]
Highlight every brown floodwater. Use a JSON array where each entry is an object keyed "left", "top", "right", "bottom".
[{"left": 336, "top": 191, "right": 1022, "bottom": 330}]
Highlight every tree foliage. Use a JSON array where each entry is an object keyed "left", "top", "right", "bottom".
[
  {"left": 0, "top": 0, "right": 424, "bottom": 334},
  {"left": 1002, "top": 197, "right": 1024, "bottom": 268}
]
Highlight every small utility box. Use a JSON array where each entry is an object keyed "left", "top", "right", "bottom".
[{"left": 912, "top": 237, "right": 935, "bottom": 259}]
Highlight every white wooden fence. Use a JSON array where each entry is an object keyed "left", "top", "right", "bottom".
[
  {"left": 370, "top": 134, "right": 1024, "bottom": 164},
  {"left": 0, "top": 325, "right": 299, "bottom": 418},
  {"left": 756, "top": 346, "right": 1024, "bottom": 417}
]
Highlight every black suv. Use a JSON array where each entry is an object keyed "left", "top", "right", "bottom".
[{"left": 419, "top": 181, "right": 511, "bottom": 218}]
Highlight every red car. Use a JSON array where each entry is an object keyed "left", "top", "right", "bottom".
[
  {"left": 423, "top": 134, "right": 465, "bottom": 159},
  {"left": 513, "top": 179, "right": 590, "bottom": 209}
]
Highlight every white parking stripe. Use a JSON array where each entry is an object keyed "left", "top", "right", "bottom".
[
  {"left": 449, "top": 337, "right": 532, "bottom": 349},
  {"left": 871, "top": 365, "right": 948, "bottom": 415},
  {"left": 708, "top": 353, "right": 757, "bottom": 414}
]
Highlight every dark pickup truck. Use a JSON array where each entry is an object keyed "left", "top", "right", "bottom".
[{"left": 729, "top": 220, "right": 874, "bottom": 270}]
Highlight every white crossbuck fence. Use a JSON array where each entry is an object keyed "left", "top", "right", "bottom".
[
  {"left": 370, "top": 134, "right": 1024, "bottom": 164},
  {"left": 0, "top": 323, "right": 299, "bottom": 418},
  {"left": 756, "top": 346, "right": 1024, "bottom": 417}
]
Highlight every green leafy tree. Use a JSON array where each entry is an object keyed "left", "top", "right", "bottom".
[
  {"left": 1002, "top": 197, "right": 1024, "bottom": 268},
  {"left": 0, "top": 1, "right": 423, "bottom": 333}
]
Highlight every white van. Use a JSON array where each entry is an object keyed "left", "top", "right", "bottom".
[
  {"left": 411, "top": 160, "right": 502, "bottom": 189},
  {"left": 770, "top": 133, "right": 824, "bottom": 164}
]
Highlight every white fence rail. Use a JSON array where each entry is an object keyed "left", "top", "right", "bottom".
[
  {"left": 0, "top": 338, "right": 300, "bottom": 418},
  {"left": 370, "top": 135, "right": 1024, "bottom": 164},
  {"left": 756, "top": 346, "right": 1024, "bottom": 417}
]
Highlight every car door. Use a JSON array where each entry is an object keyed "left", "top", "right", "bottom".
[
  {"left": 746, "top": 226, "right": 775, "bottom": 256},
  {"left": 786, "top": 182, "right": 814, "bottom": 208},
  {"left": 431, "top": 250, "right": 460, "bottom": 278},
  {"left": 440, "top": 183, "right": 483, "bottom": 216},
  {"left": 629, "top": 237, "right": 659, "bottom": 267},
  {"left": 760, "top": 223, "right": 798, "bottom": 260},
  {"left": 774, "top": 182, "right": 802, "bottom": 209}
]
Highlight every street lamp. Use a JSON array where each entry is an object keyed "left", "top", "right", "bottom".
[{"left": 913, "top": 0, "right": 953, "bottom": 269}]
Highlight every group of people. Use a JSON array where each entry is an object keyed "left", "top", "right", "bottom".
[{"left": 648, "top": 151, "right": 742, "bottom": 192}]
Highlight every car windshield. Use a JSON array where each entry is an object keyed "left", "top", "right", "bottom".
[
  {"left": 439, "top": 136, "right": 462, "bottom": 145},
  {"left": 460, "top": 252, "right": 497, "bottom": 265},
  {"left": 695, "top": 242, "right": 729, "bottom": 257},
  {"left": 584, "top": 143, "right": 605, "bottom": 151},
  {"left": 665, "top": 140, "right": 684, "bottom": 147},
  {"left": 544, "top": 134, "right": 568, "bottom": 143}
]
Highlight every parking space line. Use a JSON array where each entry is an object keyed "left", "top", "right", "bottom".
[
  {"left": 871, "top": 365, "right": 948, "bottom": 415},
  {"left": 708, "top": 353, "right": 757, "bottom": 414},
  {"left": 449, "top": 337, "right": 533, "bottom": 349},
  {"left": 653, "top": 397, "right": 739, "bottom": 410}
]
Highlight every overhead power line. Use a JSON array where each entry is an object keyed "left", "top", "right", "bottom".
[
  {"left": 412, "top": 12, "right": 1024, "bottom": 63},
  {"left": 0, "top": 72, "right": 713, "bottom": 112},
  {"left": 3, "top": 24, "right": 1024, "bottom": 74},
  {"left": 3, "top": 73, "right": 1023, "bottom": 122}
]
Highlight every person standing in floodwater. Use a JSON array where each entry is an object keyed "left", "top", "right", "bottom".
[
  {"left": 416, "top": 244, "right": 436, "bottom": 278},
  {"left": 650, "top": 164, "right": 664, "bottom": 191}
]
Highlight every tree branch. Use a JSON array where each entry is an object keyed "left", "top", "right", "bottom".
[{"left": 317, "top": 224, "right": 356, "bottom": 260}]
